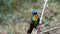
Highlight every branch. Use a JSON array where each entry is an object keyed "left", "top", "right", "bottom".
[
  {"left": 34, "top": 0, "right": 48, "bottom": 34},
  {"left": 40, "top": 26, "right": 60, "bottom": 34},
  {"left": 39, "top": 0, "right": 48, "bottom": 24}
]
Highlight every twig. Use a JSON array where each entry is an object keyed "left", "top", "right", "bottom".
[
  {"left": 40, "top": 26, "right": 60, "bottom": 34},
  {"left": 34, "top": 0, "right": 48, "bottom": 34},
  {"left": 39, "top": 0, "right": 48, "bottom": 24}
]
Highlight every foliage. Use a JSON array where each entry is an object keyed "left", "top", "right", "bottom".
[{"left": 0, "top": 0, "right": 60, "bottom": 34}]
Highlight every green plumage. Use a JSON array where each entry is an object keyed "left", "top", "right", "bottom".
[{"left": 31, "top": 16, "right": 39, "bottom": 28}]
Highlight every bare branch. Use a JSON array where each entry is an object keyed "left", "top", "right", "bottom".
[{"left": 40, "top": 26, "right": 60, "bottom": 34}]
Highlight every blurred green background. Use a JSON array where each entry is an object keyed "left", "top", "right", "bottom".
[{"left": 0, "top": 0, "right": 60, "bottom": 34}]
